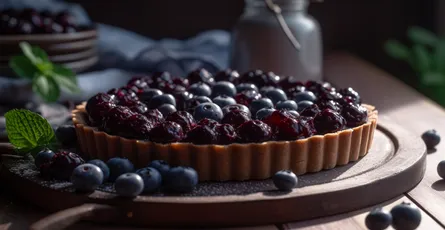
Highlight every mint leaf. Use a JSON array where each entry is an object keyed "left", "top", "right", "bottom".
[
  {"left": 9, "top": 56, "right": 38, "bottom": 79},
  {"left": 19, "top": 42, "right": 39, "bottom": 64},
  {"left": 31, "top": 46, "right": 49, "bottom": 63},
  {"left": 33, "top": 75, "right": 60, "bottom": 103},
  {"left": 51, "top": 64, "right": 80, "bottom": 93},
  {"left": 420, "top": 72, "right": 445, "bottom": 86},
  {"left": 5, "top": 109, "right": 55, "bottom": 153},
  {"left": 52, "top": 64, "right": 75, "bottom": 77},
  {"left": 412, "top": 45, "right": 432, "bottom": 73},
  {"left": 51, "top": 74, "right": 81, "bottom": 93},
  {"left": 384, "top": 40, "right": 410, "bottom": 61},
  {"left": 407, "top": 26, "right": 438, "bottom": 46},
  {"left": 434, "top": 40, "right": 445, "bottom": 74}
]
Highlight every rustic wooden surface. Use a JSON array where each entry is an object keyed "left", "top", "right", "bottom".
[{"left": 1, "top": 52, "right": 445, "bottom": 229}]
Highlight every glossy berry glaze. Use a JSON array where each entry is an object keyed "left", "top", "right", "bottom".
[{"left": 84, "top": 69, "right": 370, "bottom": 145}]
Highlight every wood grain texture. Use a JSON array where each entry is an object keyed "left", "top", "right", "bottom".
[
  {"left": 324, "top": 52, "right": 445, "bottom": 228},
  {"left": 284, "top": 196, "right": 443, "bottom": 230}
]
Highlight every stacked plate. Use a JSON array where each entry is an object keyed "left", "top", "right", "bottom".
[{"left": 0, "top": 28, "right": 98, "bottom": 76}]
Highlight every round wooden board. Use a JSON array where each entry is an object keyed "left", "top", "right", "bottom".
[{"left": 0, "top": 119, "right": 426, "bottom": 228}]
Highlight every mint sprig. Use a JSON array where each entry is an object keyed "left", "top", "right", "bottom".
[
  {"left": 8, "top": 42, "right": 81, "bottom": 102},
  {"left": 5, "top": 109, "right": 56, "bottom": 156}
]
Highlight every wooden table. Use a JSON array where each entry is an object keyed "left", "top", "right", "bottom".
[{"left": 1, "top": 52, "right": 444, "bottom": 230}]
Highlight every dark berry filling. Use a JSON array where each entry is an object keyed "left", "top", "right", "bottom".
[
  {"left": 183, "top": 125, "right": 218, "bottom": 145},
  {"left": 166, "top": 111, "right": 196, "bottom": 132},
  {"left": 148, "top": 121, "right": 184, "bottom": 144},
  {"left": 237, "top": 120, "right": 273, "bottom": 143},
  {"left": 216, "top": 124, "right": 238, "bottom": 145},
  {"left": 221, "top": 110, "right": 251, "bottom": 128},
  {"left": 85, "top": 70, "right": 370, "bottom": 145},
  {"left": 341, "top": 103, "right": 368, "bottom": 127},
  {"left": 234, "top": 89, "right": 262, "bottom": 106},
  {"left": 313, "top": 109, "right": 346, "bottom": 134}
]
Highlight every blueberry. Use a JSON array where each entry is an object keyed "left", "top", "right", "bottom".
[
  {"left": 188, "top": 82, "right": 212, "bottom": 97},
  {"left": 211, "top": 81, "right": 236, "bottom": 97},
  {"left": 259, "top": 86, "right": 276, "bottom": 95},
  {"left": 71, "top": 163, "right": 104, "bottom": 192},
  {"left": 194, "top": 102, "right": 223, "bottom": 122},
  {"left": 421, "top": 129, "right": 440, "bottom": 150},
  {"left": 55, "top": 125, "right": 77, "bottom": 147},
  {"left": 114, "top": 173, "right": 144, "bottom": 197},
  {"left": 293, "top": 91, "right": 317, "bottom": 102},
  {"left": 88, "top": 159, "right": 110, "bottom": 182},
  {"left": 297, "top": 100, "right": 314, "bottom": 112},
  {"left": 276, "top": 100, "right": 299, "bottom": 111},
  {"left": 390, "top": 202, "right": 421, "bottom": 230},
  {"left": 236, "top": 83, "right": 258, "bottom": 93},
  {"left": 272, "top": 170, "right": 298, "bottom": 191},
  {"left": 213, "top": 95, "right": 237, "bottom": 108},
  {"left": 222, "top": 104, "right": 251, "bottom": 117},
  {"left": 35, "top": 149, "right": 55, "bottom": 168},
  {"left": 139, "top": 88, "right": 163, "bottom": 104},
  {"left": 437, "top": 160, "right": 445, "bottom": 179},
  {"left": 148, "top": 94, "right": 176, "bottom": 109},
  {"left": 186, "top": 95, "right": 212, "bottom": 108},
  {"left": 148, "top": 160, "right": 170, "bottom": 176},
  {"left": 250, "top": 98, "right": 274, "bottom": 118},
  {"left": 264, "top": 88, "right": 287, "bottom": 104},
  {"left": 136, "top": 167, "right": 162, "bottom": 193},
  {"left": 164, "top": 166, "right": 198, "bottom": 193},
  {"left": 286, "top": 110, "right": 300, "bottom": 118},
  {"left": 157, "top": 104, "right": 177, "bottom": 117},
  {"left": 365, "top": 207, "right": 392, "bottom": 230},
  {"left": 256, "top": 108, "right": 276, "bottom": 120},
  {"left": 106, "top": 158, "right": 135, "bottom": 182}
]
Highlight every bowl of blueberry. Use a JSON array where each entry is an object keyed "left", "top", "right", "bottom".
[{"left": 0, "top": 8, "right": 97, "bottom": 75}]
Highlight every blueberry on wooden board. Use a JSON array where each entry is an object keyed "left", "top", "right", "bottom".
[
  {"left": 106, "top": 158, "right": 135, "bottom": 182},
  {"left": 390, "top": 202, "right": 421, "bottom": 230},
  {"left": 88, "top": 159, "right": 110, "bottom": 182},
  {"left": 164, "top": 166, "right": 198, "bottom": 193},
  {"left": 114, "top": 173, "right": 144, "bottom": 197},
  {"left": 34, "top": 149, "right": 55, "bottom": 168},
  {"left": 147, "top": 160, "right": 170, "bottom": 177},
  {"left": 365, "top": 207, "right": 392, "bottom": 230},
  {"left": 421, "top": 129, "right": 441, "bottom": 150},
  {"left": 71, "top": 164, "right": 104, "bottom": 192},
  {"left": 272, "top": 170, "right": 298, "bottom": 191},
  {"left": 437, "top": 160, "right": 445, "bottom": 179},
  {"left": 136, "top": 167, "right": 162, "bottom": 193}
]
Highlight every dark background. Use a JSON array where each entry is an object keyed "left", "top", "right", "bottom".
[{"left": 68, "top": 0, "right": 437, "bottom": 81}]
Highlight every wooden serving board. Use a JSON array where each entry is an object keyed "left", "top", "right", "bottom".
[{"left": 0, "top": 119, "right": 426, "bottom": 229}]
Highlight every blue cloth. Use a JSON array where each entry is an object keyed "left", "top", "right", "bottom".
[{"left": 0, "top": 0, "right": 231, "bottom": 102}]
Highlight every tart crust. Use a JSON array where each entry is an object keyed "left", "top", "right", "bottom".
[{"left": 73, "top": 103, "right": 378, "bottom": 181}]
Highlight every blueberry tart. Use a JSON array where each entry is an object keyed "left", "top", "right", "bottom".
[{"left": 73, "top": 70, "right": 378, "bottom": 181}]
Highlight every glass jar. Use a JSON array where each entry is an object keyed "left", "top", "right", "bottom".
[{"left": 230, "top": 0, "right": 322, "bottom": 81}]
